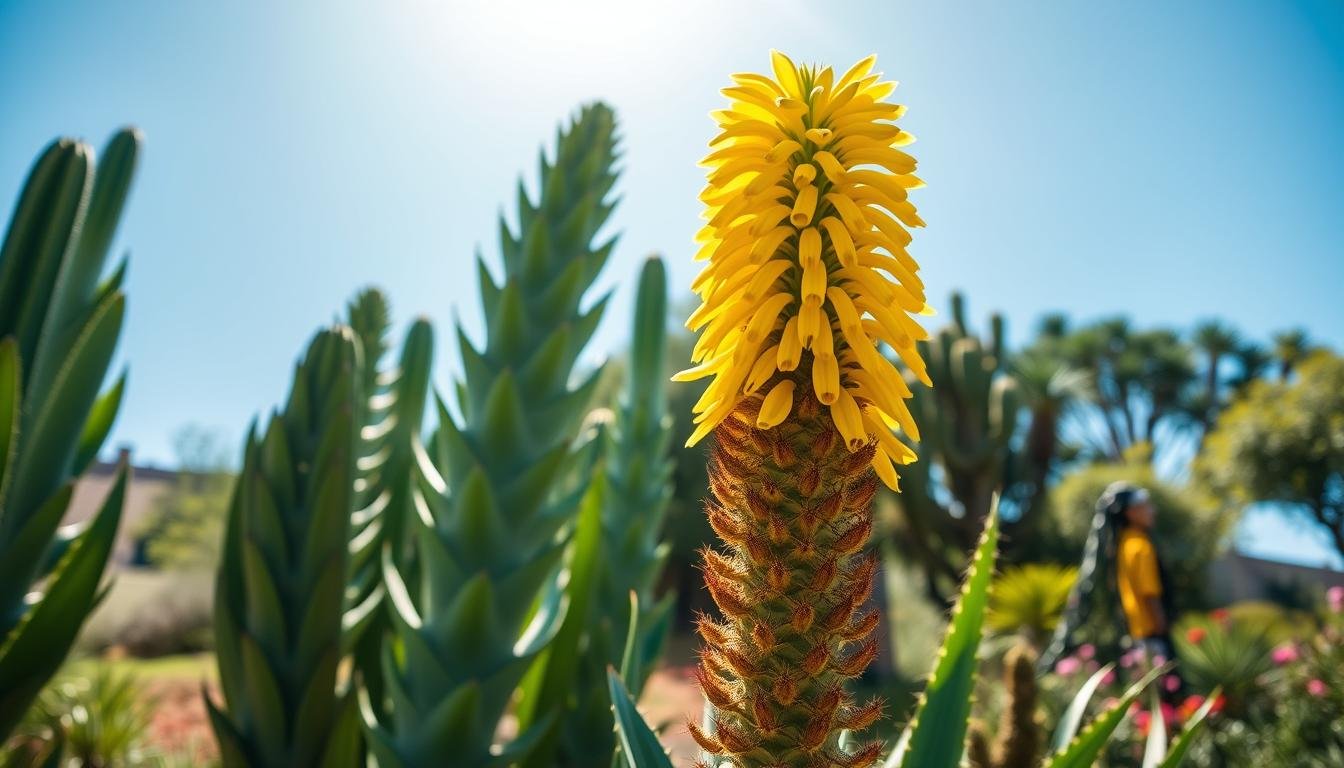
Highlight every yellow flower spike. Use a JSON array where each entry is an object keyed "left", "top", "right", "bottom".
[
  {"left": 793, "top": 163, "right": 817, "bottom": 187},
  {"left": 750, "top": 227, "right": 795, "bottom": 265},
  {"left": 742, "top": 259, "right": 792, "bottom": 303},
  {"left": 790, "top": 184, "right": 818, "bottom": 227},
  {"left": 798, "top": 227, "right": 822, "bottom": 269},
  {"left": 830, "top": 389, "right": 867, "bottom": 451},
  {"left": 801, "top": 260, "right": 827, "bottom": 307},
  {"left": 745, "top": 345, "right": 781, "bottom": 394},
  {"left": 812, "top": 151, "right": 848, "bottom": 184},
  {"left": 797, "top": 303, "right": 823, "bottom": 349},
  {"left": 804, "top": 127, "right": 834, "bottom": 146},
  {"left": 743, "top": 292, "right": 793, "bottom": 345},
  {"left": 677, "top": 53, "right": 930, "bottom": 488},
  {"left": 818, "top": 217, "right": 856, "bottom": 267},
  {"left": 812, "top": 351, "right": 840, "bottom": 405},
  {"left": 767, "top": 139, "right": 803, "bottom": 163},
  {"left": 757, "top": 379, "right": 796, "bottom": 429},
  {"left": 777, "top": 317, "right": 802, "bottom": 371}
]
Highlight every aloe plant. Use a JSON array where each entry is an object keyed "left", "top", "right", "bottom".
[
  {"left": 206, "top": 326, "right": 363, "bottom": 768},
  {"left": 0, "top": 129, "right": 140, "bottom": 740},
  {"left": 362, "top": 103, "right": 620, "bottom": 767},
  {"left": 341, "top": 288, "right": 433, "bottom": 719},
  {"left": 516, "top": 255, "right": 676, "bottom": 767}
]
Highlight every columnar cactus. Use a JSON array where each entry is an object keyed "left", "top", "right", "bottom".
[
  {"left": 676, "top": 52, "right": 929, "bottom": 767},
  {"left": 528, "top": 255, "right": 677, "bottom": 767},
  {"left": 363, "top": 103, "right": 619, "bottom": 767},
  {"left": 207, "top": 327, "right": 362, "bottom": 768},
  {"left": 991, "top": 643, "right": 1041, "bottom": 768},
  {"left": 0, "top": 130, "right": 139, "bottom": 739},
  {"left": 341, "top": 288, "right": 433, "bottom": 719},
  {"left": 893, "top": 293, "right": 1020, "bottom": 601},
  {"left": 598, "top": 256, "right": 676, "bottom": 687}
]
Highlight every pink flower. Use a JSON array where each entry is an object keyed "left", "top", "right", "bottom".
[
  {"left": 1055, "top": 657, "right": 1082, "bottom": 676},
  {"left": 1328, "top": 586, "right": 1344, "bottom": 614},
  {"left": 1100, "top": 669, "right": 1117, "bottom": 686},
  {"left": 1160, "top": 702, "right": 1179, "bottom": 725},
  {"left": 1307, "top": 679, "right": 1328, "bottom": 698},
  {"left": 1077, "top": 643, "right": 1096, "bottom": 661},
  {"left": 1134, "top": 709, "right": 1152, "bottom": 736},
  {"left": 1084, "top": 659, "right": 1100, "bottom": 674},
  {"left": 1120, "top": 648, "right": 1145, "bottom": 669},
  {"left": 1271, "top": 643, "right": 1299, "bottom": 666},
  {"left": 1164, "top": 674, "right": 1181, "bottom": 693}
]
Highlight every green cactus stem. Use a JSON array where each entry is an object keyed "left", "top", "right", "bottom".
[
  {"left": 363, "top": 103, "right": 620, "bottom": 768},
  {"left": 0, "top": 129, "right": 139, "bottom": 740},
  {"left": 207, "top": 326, "right": 362, "bottom": 768}
]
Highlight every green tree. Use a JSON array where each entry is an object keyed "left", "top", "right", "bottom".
[
  {"left": 1271, "top": 328, "right": 1313, "bottom": 380},
  {"left": 136, "top": 425, "right": 233, "bottom": 570},
  {"left": 1196, "top": 350, "right": 1344, "bottom": 557}
]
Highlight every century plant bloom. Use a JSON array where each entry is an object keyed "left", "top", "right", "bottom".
[
  {"left": 675, "top": 50, "right": 931, "bottom": 491},
  {"left": 677, "top": 51, "right": 929, "bottom": 768}
]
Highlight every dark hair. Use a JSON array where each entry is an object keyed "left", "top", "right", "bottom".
[{"left": 1098, "top": 481, "right": 1148, "bottom": 531}]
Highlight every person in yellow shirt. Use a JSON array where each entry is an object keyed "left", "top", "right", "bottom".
[{"left": 1106, "top": 483, "right": 1177, "bottom": 666}]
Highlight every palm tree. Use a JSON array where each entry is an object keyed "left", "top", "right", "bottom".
[
  {"left": 1011, "top": 351, "right": 1090, "bottom": 524},
  {"left": 1229, "top": 341, "right": 1272, "bottom": 393},
  {"left": 1192, "top": 320, "right": 1239, "bottom": 426},
  {"left": 1272, "top": 328, "right": 1311, "bottom": 379}
]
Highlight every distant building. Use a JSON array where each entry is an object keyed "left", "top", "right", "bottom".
[
  {"left": 1207, "top": 549, "right": 1344, "bottom": 606},
  {"left": 64, "top": 448, "right": 177, "bottom": 566}
]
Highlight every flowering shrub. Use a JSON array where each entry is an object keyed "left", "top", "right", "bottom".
[{"left": 1035, "top": 593, "right": 1344, "bottom": 765}]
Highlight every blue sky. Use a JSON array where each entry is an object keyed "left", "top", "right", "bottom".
[{"left": 3, "top": 1, "right": 1342, "bottom": 567}]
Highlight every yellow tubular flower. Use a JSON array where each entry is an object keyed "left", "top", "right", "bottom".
[{"left": 678, "top": 50, "right": 929, "bottom": 489}]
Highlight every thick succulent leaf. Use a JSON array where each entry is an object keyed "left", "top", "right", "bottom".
[
  {"left": 211, "top": 327, "right": 359, "bottom": 767},
  {"left": 1142, "top": 690, "right": 1168, "bottom": 768},
  {"left": 1157, "top": 687, "right": 1220, "bottom": 767},
  {"left": 1043, "top": 664, "right": 1166, "bottom": 768},
  {"left": 71, "top": 371, "right": 125, "bottom": 476},
  {"left": 206, "top": 689, "right": 254, "bottom": 768},
  {"left": 0, "top": 484, "right": 73, "bottom": 619},
  {"left": 608, "top": 667, "right": 675, "bottom": 768},
  {"left": 29, "top": 128, "right": 139, "bottom": 401},
  {"left": 0, "top": 140, "right": 89, "bottom": 361},
  {"left": 0, "top": 465, "right": 125, "bottom": 739},
  {"left": 0, "top": 339, "right": 17, "bottom": 508},
  {"left": 8, "top": 292, "right": 123, "bottom": 521},
  {"left": 886, "top": 499, "right": 999, "bottom": 768},
  {"left": 515, "top": 476, "right": 605, "bottom": 768},
  {"left": 1049, "top": 662, "right": 1117, "bottom": 753}
]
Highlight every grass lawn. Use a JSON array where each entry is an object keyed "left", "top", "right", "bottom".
[{"left": 65, "top": 652, "right": 216, "bottom": 683}]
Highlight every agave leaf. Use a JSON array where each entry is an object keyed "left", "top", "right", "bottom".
[
  {"left": 8, "top": 292, "right": 123, "bottom": 520},
  {"left": 1043, "top": 664, "right": 1166, "bottom": 768},
  {"left": 885, "top": 498, "right": 999, "bottom": 768},
  {"left": 0, "top": 339, "right": 17, "bottom": 508},
  {"left": 1157, "top": 687, "right": 1220, "bottom": 767},
  {"left": 28, "top": 128, "right": 139, "bottom": 402},
  {"left": 1142, "top": 689, "right": 1168, "bottom": 768},
  {"left": 607, "top": 667, "right": 675, "bottom": 768},
  {"left": 1049, "top": 662, "right": 1116, "bottom": 753},
  {"left": 515, "top": 475, "right": 606, "bottom": 767},
  {"left": 0, "top": 465, "right": 126, "bottom": 737},
  {"left": 71, "top": 370, "right": 125, "bottom": 476}
]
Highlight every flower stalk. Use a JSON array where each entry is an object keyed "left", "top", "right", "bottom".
[{"left": 677, "top": 51, "right": 929, "bottom": 767}]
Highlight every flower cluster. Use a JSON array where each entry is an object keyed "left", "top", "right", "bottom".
[{"left": 676, "top": 50, "right": 929, "bottom": 488}]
